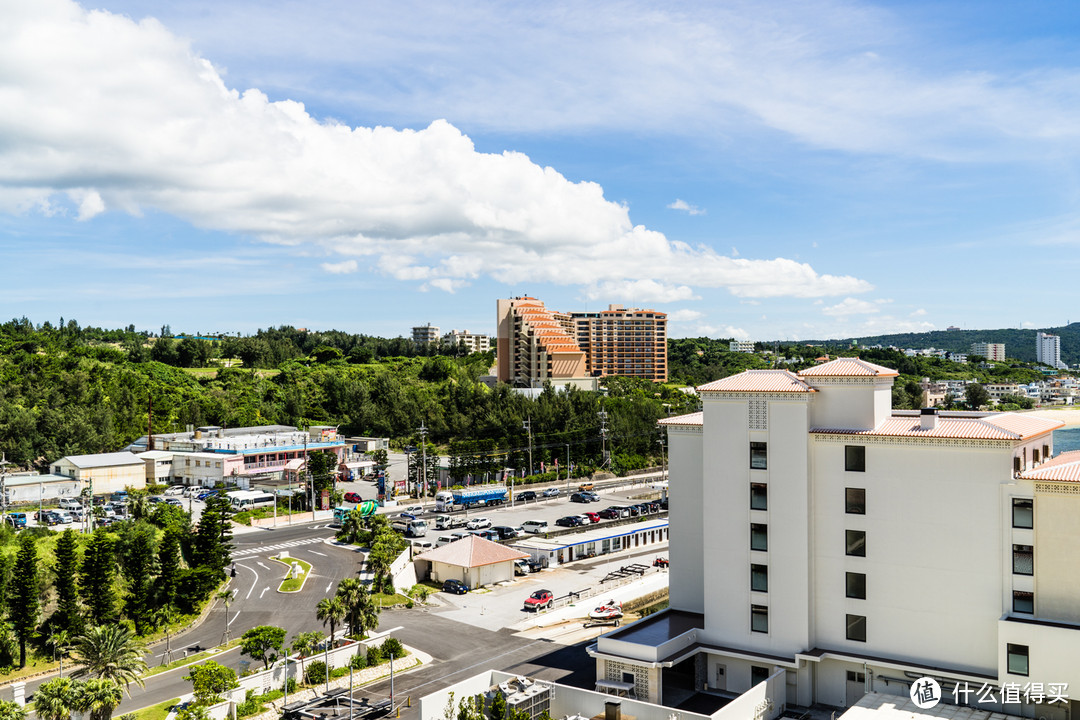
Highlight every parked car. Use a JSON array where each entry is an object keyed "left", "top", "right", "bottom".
[
  {"left": 344, "top": 492, "right": 362, "bottom": 503},
  {"left": 659, "top": 498, "right": 668, "bottom": 510},
  {"left": 469, "top": 529, "right": 499, "bottom": 541},
  {"left": 555, "top": 516, "right": 581, "bottom": 528},
  {"left": 492, "top": 526, "right": 521, "bottom": 540},
  {"left": 5, "top": 513, "right": 27, "bottom": 529},
  {"left": 164, "top": 485, "right": 186, "bottom": 496},
  {"left": 442, "top": 579, "right": 469, "bottom": 595},
  {"left": 466, "top": 517, "right": 491, "bottom": 530},
  {"left": 516, "top": 490, "right": 537, "bottom": 502},
  {"left": 163, "top": 497, "right": 183, "bottom": 507},
  {"left": 581, "top": 491, "right": 600, "bottom": 502},
  {"left": 601, "top": 506, "right": 628, "bottom": 519},
  {"left": 583, "top": 512, "right": 600, "bottom": 523},
  {"left": 523, "top": 590, "right": 554, "bottom": 611},
  {"left": 570, "top": 493, "right": 590, "bottom": 504},
  {"left": 52, "top": 511, "right": 74, "bottom": 525},
  {"left": 196, "top": 490, "right": 218, "bottom": 501},
  {"left": 541, "top": 488, "right": 560, "bottom": 498},
  {"left": 148, "top": 496, "right": 164, "bottom": 504}
]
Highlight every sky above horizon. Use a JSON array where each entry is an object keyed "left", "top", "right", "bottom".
[{"left": 3, "top": 0, "right": 1080, "bottom": 341}]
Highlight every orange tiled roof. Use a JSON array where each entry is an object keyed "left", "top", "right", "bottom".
[
  {"left": 812, "top": 413, "right": 1062, "bottom": 441},
  {"left": 1018, "top": 450, "right": 1080, "bottom": 482},
  {"left": 798, "top": 358, "right": 898, "bottom": 378},
  {"left": 698, "top": 370, "right": 813, "bottom": 393},
  {"left": 415, "top": 535, "right": 529, "bottom": 567},
  {"left": 658, "top": 412, "right": 703, "bottom": 427}
]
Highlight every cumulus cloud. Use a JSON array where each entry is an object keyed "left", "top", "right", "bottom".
[
  {"left": 0, "top": 0, "right": 873, "bottom": 300},
  {"left": 911, "top": 308, "right": 927, "bottom": 316},
  {"left": 321, "top": 260, "right": 358, "bottom": 274},
  {"left": 1022, "top": 321, "right": 1037, "bottom": 328},
  {"left": 667, "top": 309, "right": 704, "bottom": 322},
  {"left": 667, "top": 199, "right": 705, "bottom": 216},
  {"left": 823, "top": 298, "right": 880, "bottom": 316}
]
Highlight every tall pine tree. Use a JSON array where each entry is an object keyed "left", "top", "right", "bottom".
[
  {"left": 81, "top": 529, "right": 118, "bottom": 626},
  {"left": 53, "top": 529, "right": 82, "bottom": 633},
  {"left": 154, "top": 529, "right": 181, "bottom": 609},
  {"left": 10, "top": 533, "right": 40, "bottom": 667},
  {"left": 124, "top": 527, "right": 156, "bottom": 635},
  {"left": 193, "top": 495, "right": 233, "bottom": 577}
]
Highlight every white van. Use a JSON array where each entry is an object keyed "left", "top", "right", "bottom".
[
  {"left": 58, "top": 498, "right": 81, "bottom": 511},
  {"left": 522, "top": 520, "right": 549, "bottom": 534},
  {"left": 436, "top": 535, "right": 456, "bottom": 547}
]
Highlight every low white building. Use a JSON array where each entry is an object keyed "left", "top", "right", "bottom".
[
  {"left": 589, "top": 358, "right": 1077, "bottom": 718},
  {"left": 729, "top": 340, "right": 755, "bottom": 353},
  {"left": 415, "top": 535, "right": 528, "bottom": 588},
  {"left": 1, "top": 472, "right": 82, "bottom": 504},
  {"left": 50, "top": 451, "right": 146, "bottom": 495}
]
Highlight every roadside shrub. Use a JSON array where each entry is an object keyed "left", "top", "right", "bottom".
[
  {"left": 380, "top": 637, "right": 405, "bottom": 660},
  {"left": 350, "top": 653, "right": 367, "bottom": 670},
  {"left": 305, "top": 660, "right": 327, "bottom": 685},
  {"left": 366, "top": 645, "right": 384, "bottom": 666},
  {"left": 331, "top": 667, "right": 350, "bottom": 679},
  {"left": 283, "top": 677, "right": 298, "bottom": 694}
]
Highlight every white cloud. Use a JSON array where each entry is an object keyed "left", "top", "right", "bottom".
[
  {"left": 667, "top": 309, "right": 704, "bottom": 322},
  {"left": 0, "top": 0, "right": 873, "bottom": 300},
  {"left": 686, "top": 324, "right": 750, "bottom": 340},
  {"left": 911, "top": 308, "right": 927, "bottom": 316},
  {"left": 321, "top": 259, "right": 358, "bottom": 274},
  {"left": 151, "top": 0, "right": 1080, "bottom": 162},
  {"left": 1022, "top": 321, "right": 1037, "bottom": 328},
  {"left": 667, "top": 199, "right": 705, "bottom": 216},
  {"left": 823, "top": 298, "right": 880, "bottom": 316}
]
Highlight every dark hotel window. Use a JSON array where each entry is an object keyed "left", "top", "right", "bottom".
[
  {"left": 846, "top": 572, "right": 866, "bottom": 599},
  {"left": 846, "top": 614, "right": 867, "bottom": 642},
  {"left": 1012, "top": 498, "right": 1033, "bottom": 529},
  {"left": 1007, "top": 644, "right": 1029, "bottom": 676},
  {"left": 845, "top": 488, "right": 866, "bottom": 515},
  {"left": 1013, "top": 591, "right": 1034, "bottom": 614},
  {"left": 751, "top": 483, "right": 768, "bottom": 511},
  {"left": 750, "top": 442, "right": 768, "bottom": 470},
  {"left": 1013, "top": 545, "right": 1033, "bottom": 575},
  {"left": 846, "top": 530, "right": 866, "bottom": 557},
  {"left": 751, "top": 524, "right": 768, "bottom": 552},
  {"left": 751, "top": 605, "right": 769, "bottom": 633},
  {"left": 751, "top": 564, "right": 768, "bottom": 593},
  {"left": 845, "top": 446, "right": 866, "bottom": 472}
]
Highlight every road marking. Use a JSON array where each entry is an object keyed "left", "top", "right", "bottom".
[
  {"left": 260, "top": 587, "right": 269, "bottom": 598},
  {"left": 256, "top": 561, "right": 269, "bottom": 570},
  {"left": 308, "top": 550, "right": 327, "bottom": 557},
  {"left": 237, "top": 564, "right": 259, "bottom": 600},
  {"left": 232, "top": 536, "right": 329, "bottom": 558},
  {"left": 231, "top": 611, "right": 240, "bottom": 624},
  {"left": 326, "top": 582, "right": 333, "bottom": 594}
]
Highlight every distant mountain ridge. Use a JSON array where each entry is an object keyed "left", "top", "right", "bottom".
[{"left": 791, "top": 323, "right": 1080, "bottom": 366}]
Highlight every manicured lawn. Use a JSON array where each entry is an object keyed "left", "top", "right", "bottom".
[
  {"left": 271, "top": 556, "right": 312, "bottom": 592},
  {"left": 371, "top": 592, "right": 411, "bottom": 607},
  {"left": 132, "top": 697, "right": 181, "bottom": 720},
  {"left": 143, "top": 639, "right": 241, "bottom": 678}
]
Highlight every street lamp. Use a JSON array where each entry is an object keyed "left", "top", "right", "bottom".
[
  {"left": 0, "top": 453, "right": 9, "bottom": 526},
  {"left": 523, "top": 418, "right": 533, "bottom": 477}
]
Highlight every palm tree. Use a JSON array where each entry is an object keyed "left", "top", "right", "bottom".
[
  {"left": 32, "top": 678, "right": 77, "bottom": 720},
  {"left": 48, "top": 630, "right": 72, "bottom": 678},
  {"left": 71, "top": 625, "right": 148, "bottom": 694},
  {"left": 315, "top": 597, "right": 346, "bottom": 648},
  {"left": 355, "top": 585, "right": 381, "bottom": 638},
  {"left": 150, "top": 607, "right": 178, "bottom": 666},
  {"left": 335, "top": 579, "right": 363, "bottom": 637},
  {"left": 73, "top": 678, "right": 123, "bottom": 720},
  {"left": 216, "top": 589, "right": 235, "bottom": 644},
  {"left": 128, "top": 494, "right": 150, "bottom": 521}
]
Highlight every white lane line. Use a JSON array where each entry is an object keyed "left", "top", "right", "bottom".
[
  {"left": 231, "top": 610, "right": 240, "bottom": 624},
  {"left": 260, "top": 587, "right": 269, "bottom": 598},
  {"left": 238, "top": 564, "right": 259, "bottom": 600},
  {"left": 325, "top": 582, "right": 332, "bottom": 594},
  {"left": 308, "top": 550, "right": 327, "bottom": 557}
]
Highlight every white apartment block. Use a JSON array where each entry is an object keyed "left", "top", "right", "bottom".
[
  {"left": 412, "top": 323, "right": 440, "bottom": 345},
  {"left": 443, "top": 328, "right": 491, "bottom": 353},
  {"left": 1036, "top": 332, "right": 1067, "bottom": 370},
  {"left": 971, "top": 342, "right": 1006, "bottom": 362},
  {"left": 589, "top": 358, "right": 1078, "bottom": 718},
  {"left": 730, "top": 340, "right": 756, "bottom": 353}
]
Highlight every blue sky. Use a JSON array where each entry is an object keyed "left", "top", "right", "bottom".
[{"left": 3, "top": 0, "right": 1080, "bottom": 341}]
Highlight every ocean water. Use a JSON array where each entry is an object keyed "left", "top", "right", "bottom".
[{"left": 1053, "top": 427, "right": 1080, "bottom": 453}]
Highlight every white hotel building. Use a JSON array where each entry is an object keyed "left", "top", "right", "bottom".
[{"left": 589, "top": 358, "right": 1080, "bottom": 718}]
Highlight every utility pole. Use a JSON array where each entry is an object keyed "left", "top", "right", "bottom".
[
  {"left": 418, "top": 422, "right": 428, "bottom": 498},
  {"left": 565, "top": 443, "right": 570, "bottom": 492},
  {"left": 657, "top": 435, "right": 667, "bottom": 481},
  {"left": 523, "top": 417, "right": 533, "bottom": 476},
  {"left": 598, "top": 410, "right": 610, "bottom": 469},
  {"left": 0, "top": 453, "right": 9, "bottom": 526},
  {"left": 305, "top": 434, "right": 314, "bottom": 520}
]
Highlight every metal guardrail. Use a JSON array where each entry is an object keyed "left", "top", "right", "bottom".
[{"left": 539, "top": 564, "right": 663, "bottom": 613}]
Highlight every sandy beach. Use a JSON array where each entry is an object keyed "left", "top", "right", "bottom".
[{"left": 1023, "top": 408, "right": 1080, "bottom": 428}]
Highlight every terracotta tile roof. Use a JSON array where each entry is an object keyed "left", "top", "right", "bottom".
[
  {"left": 698, "top": 370, "right": 813, "bottom": 393},
  {"left": 1018, "top": 450, "right": 1080, "bottom": 482},
  {"left": 811, "top": 413, "right": 1062, "bottom": 441},
  {"left": 658, "top": 412, "right": 703, "bottom": 427},
  {"left": 798, "top": 357, "right": 899, "bottom": 378},
  {"left": 415, "top": 535, "right": 529, "bottom": 568}
]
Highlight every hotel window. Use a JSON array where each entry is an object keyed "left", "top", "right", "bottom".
[
  {"left": 1013, "top": 591, "right": 1034, "bottom": 614},
  {"left": 1012, "top": 498, "right": 1033, "bottom": 529},
  {"left": 846, "top": 572, "right": 866, "bottom": 599},
  {"left": 751, "top": 524, "right": 768, "bottom": 552},
  {"left": 751, "top": 564, "right": 768, "bottom": 592},
  {"left": 751, "top": 483, "right": 768, "bottom": 510},
  {"left": 751, "top": 605, "right": 769, "bottom": 633},
  {"left": 846, "top": 530, "right": 866, "bottom": 557},
  {"left": 1013, "top": 545, "right": 1033, "bottom": 575},
  {"left": 750, "top": 442, "right": 768, "bottom": 470},
  {"left": 846, "top": 614, "right": 867, "bottom": 642},
  {"left": 845, "top": 488, "right": 865, "bottom": 514},
  {"left": 1007, "top": 644, "right": 1029, "bottom": 676},
  {"left": 845, "top": 446, "right": 866, "bottom": 472}
]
